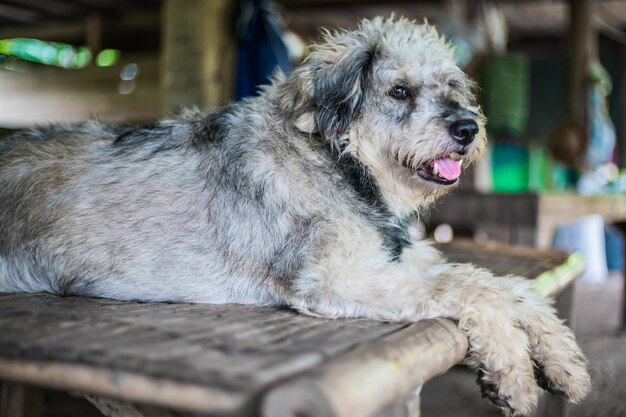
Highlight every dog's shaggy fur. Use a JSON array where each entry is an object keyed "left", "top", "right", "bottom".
[{"left": 0, "top": 17, "right": 590, "bottom": 415}]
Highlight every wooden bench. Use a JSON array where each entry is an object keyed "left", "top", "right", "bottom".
[{"left": 0, "top": 241, "right": 583, "bottom": 417}]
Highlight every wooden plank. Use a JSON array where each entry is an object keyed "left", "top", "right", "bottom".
[
  {"left": 439, "top": 239, "right": 583, "bottom": 298},
  {"left": 439, "top": 239, "right": 570, "bottom": 277},
  {"left": 0, "top": 293, "right": 406, "bottom": 413},
  {"left": 373, "top": 387, "right": 420, "bottom": 417},
  {"left": 262, "top": 319, "right": 466, "bottom": 417},
  {"left": 0, "top": 357, "right": 244, "bottom": 414}
]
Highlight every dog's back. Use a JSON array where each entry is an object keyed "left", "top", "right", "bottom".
[
  {"left": 0, "top": 122, "right": 210, "bottom": 297},
  {"left": 0, "top": 104, "right": 358, "bottom": 305}
]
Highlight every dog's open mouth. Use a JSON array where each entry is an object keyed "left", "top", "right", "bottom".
[{"left": 402, "top": 154, "right": 463, "bottom": 185}]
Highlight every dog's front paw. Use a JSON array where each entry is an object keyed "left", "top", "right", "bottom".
[
  {"left": 513, "top": 290, "right": 592, "bottom": 402},
  {"left": 461, "top": 309, "right": 538, "bottom": 416}
]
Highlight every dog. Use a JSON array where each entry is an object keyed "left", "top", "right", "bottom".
[{"left": 0, "top": 17, "right": 590, "bottom": 415}]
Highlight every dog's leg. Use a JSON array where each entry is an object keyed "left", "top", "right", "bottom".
[{"left": 293, "top": 243, "right": 590, "bottom": 416}]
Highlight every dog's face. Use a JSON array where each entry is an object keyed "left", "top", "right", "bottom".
[{"left": 289, "top": 17, "right": 486, "bottom": 216}]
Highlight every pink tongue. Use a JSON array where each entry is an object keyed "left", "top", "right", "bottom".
[{"left": 434, "top": 157, "right": 462, "bottom": 181}]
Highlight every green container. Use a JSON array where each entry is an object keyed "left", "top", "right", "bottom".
[{"left": 491, "top": 142, "right": 529, "bottom": 193}]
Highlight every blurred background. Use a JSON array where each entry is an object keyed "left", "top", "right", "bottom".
[
  {"left": 1, "top": 0, "right": 625, "bottom": 416},
  {"left": 1, "top": 0, "right": 625, "bottom": 195},
  {"left": 1, "top": 0, "right": 626, "bottom": 196}
]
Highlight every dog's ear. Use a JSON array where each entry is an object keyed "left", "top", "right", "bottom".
[{"left": 292, "top": 40, "right": 374, "bottom": 142}]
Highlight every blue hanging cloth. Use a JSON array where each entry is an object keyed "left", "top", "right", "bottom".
[{"left": 235, "top": 0, "right": 292, "bottom": 100}]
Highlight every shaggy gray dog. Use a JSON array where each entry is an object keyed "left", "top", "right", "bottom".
[{"left": 0, "top": 17, "right": 589, "bottom": 415}]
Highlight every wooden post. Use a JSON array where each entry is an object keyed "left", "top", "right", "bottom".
[
  {"left": 161, "top": 0, "right": 236, "bottom": 113},
  {"left": 569, "top": 0, "right": 598, "bottom": 164},
  {"left": 0, "top": 382, "right": 41, "bottom": 417},
  {"left": 85, "top": 13, "right": 102, "bottom": 54}
]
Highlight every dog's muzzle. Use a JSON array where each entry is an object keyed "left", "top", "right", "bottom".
[{"left": 400, "top": 119, "right": 479, "bottom": 186}]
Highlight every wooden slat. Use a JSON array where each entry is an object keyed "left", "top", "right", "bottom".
[
  {"left": 0, "top": 357, "right": 242, "bottom": 414},
  {"left": 0, "top": 293, "right": 408, "bottom": 413},
  {"left": 439, "top": 239, "right": 583, "bottom": 298},
  {"left": 438, "top": 239, "right": 571, "bottom": 278}
]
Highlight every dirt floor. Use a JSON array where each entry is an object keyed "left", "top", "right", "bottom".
[{"left": 421, "top": 274, "right": 626, "bottom": 417}]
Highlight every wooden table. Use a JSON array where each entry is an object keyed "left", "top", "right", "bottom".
[
  {"left": 0, "top": 242, "right": 583, "bottom": 417},
  {"left": 428, "top": 192, "right": 626, "bottom": 248}
]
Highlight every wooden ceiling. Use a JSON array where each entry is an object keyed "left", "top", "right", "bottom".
[
  {"left": 0, "top": 0, "right": 161, "bottom": 51},
  {"left": 274, "top": 0, "right": 626, "bottom": 43},
  {"left": 1, "top": 0, "right": 625, "bottom": 52}
]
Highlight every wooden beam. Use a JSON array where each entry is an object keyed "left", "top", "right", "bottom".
[
  {"left": 569, "top": 0, "right": 598, "bottom": 165},
  {"left": 0, "top": 3, "right": 41, "bottom": 23},
  {"left": 1, "top": 0, "right": 83, "bottom": 17},
  {"left": 85, "top": 13, "right": 102, "bottom": 52},
  {"left": 72, "top": 0, "right": 128, "bottom": 10},
  {"left": 161, "top": 0, "right": 236, "bottom": 112},
  {"left": 0, "top": 10, "right": 159, "bottom": 42},
  {"left": 0, "top": 21, "right": 85, "bottom": 40}
]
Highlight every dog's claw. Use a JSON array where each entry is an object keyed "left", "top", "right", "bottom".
[
  {"left": 534, "top": 361, "right": 567, "bottom": 397},
  {"left": 477, "top": 366, "right": 515, "bottom": 413},
  {"left": 491, "top": 397, "right": 513, "bottom": 410}
]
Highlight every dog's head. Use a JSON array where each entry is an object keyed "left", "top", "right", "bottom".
[{"left": 285, "top": 17, "right": 486, "bottom": 216}]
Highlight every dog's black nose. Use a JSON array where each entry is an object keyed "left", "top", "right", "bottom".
[{"left": 450, "top": 120, "right": 479, "bottom": 146}]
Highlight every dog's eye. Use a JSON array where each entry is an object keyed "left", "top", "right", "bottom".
[{"left": 389, "top": 85, "right": 410, "bottom": 100}]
